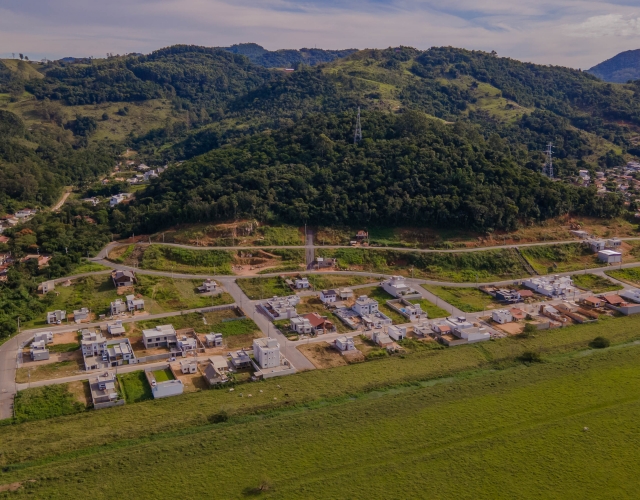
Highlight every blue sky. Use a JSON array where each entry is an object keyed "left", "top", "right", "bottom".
[{"left": 0, "top": 0, "right": 639, "bottom": 68}]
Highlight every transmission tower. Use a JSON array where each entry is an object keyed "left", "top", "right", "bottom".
[
  {"left": 544, "top": 142, "right": 554, "bottom": 178},
  {"left": 354, "top": 107, "right": 362, "bottom": 144}
]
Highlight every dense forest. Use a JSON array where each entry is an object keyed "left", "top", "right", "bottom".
[
  {"left": 221, "top": 43, "right": 357, "bottom": 68},
  {"left": 588, "top": 49, "right": 640, "bottom": 84}
]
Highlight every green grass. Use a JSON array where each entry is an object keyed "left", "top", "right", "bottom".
[
  {"left": 354, "top": 286, "right": 406, "bottom": 324},
  {"left": 236, "top": 277, "right": 290, "bottom": 300},
  {"left": 520, "top": 243, "right": 600, "bottom": 274},
  {"left": 152, "top": 368, "right": 174, "bottom": 383},
  {"left": 48, "top": 343, "right": 80, "bottom": 353},
  {"left": 606, "top": 268, "right": 640, "bottom": 286},
  {"left": 69, "top": 262, "right": 111, "bottom": 274},
  {"left": 257, "top": 225, "right": 302, "bottom": 245},
  {"left": 12, "top": 385, "right": 85, "bottom": 423},
  {"left": 214, "top": 318, "right": 260, "bottom": 337},
  {"left": 4, "top": 338, "right": 640, "bottom": 497},
  {"left": 305, "top": 274, "right": 379, "bottom": 289},
  {"left": 141, "top": 245, "right": 234, "bottom": 274},
  {"left": 572, "top": 273, "right": 623, "bottom": 293},
  {"left": 134, "top": 309, "right": 257, "bottom": 337},
  {"left": 118, "top": 372, "right": 153, "bottom": 403},
  {"left": 407, "top": 298, "right": 450, "bottom": 318},
  {"left": 135, "top": 275, "right": 234, "bottom": 311},
  {"left": 111, "top": 244, "right": 135, "bottom": 263},
  {"left": 423, "top": 285, "right": 500, "bottom": 313},
  {"left": 316, "top": 247, "right": 529, "bottom": 282}
]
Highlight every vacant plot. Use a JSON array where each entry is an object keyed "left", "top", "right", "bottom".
[
  {"left": 572, "top": 273, "right": 623, "bottom": 293},
  {"left": 141, "top": 245, "right": 234, "bottom": 274},
  {"left": 12, "top": 384, "right": 86, "bottom": 423},
  {"left": 236, "top": 276, "right": 290, "bottom": 299},
  {"left": 298, "top": 342, "right": 349, "bottom": 369},
  {"left": 305, "top": 274, "right": 380, "bottom": 290},
  {"left": 407, "top": 298, "right": 449, "bottom": 318},
  {"left": 15, "top": 357, "right": 84, "bottom": 383},
  {"left": 135, "top": 275, "right": 234, "bottom": 311},
  {"left": 521, "top": 243, "right": 601, "bottom": 274},
  {"left": 423, "top": 285, "right": 501, "bottom": 313},
  {"left": 606, "top": 267, "right": 640, "bottom": 286},
  {"left": 118, "top": 371, "right": 152, "bottom": 403}
]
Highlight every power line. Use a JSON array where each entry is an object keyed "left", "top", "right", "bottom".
[{"left": 354, "top": 107, "right": 362, "bottom": 144}]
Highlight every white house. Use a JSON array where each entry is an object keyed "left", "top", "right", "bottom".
[
  {"left": 335, "top": 336, "right": 356, "bottom": 352},
  {"left": 107, "top": 320, "right": 126, "bottom": 336},
  {"left": 126, "top": 294, "right": 145, "bottom": 312},
  {"left": 620, "top": 288, "right": 640, "bottom": 304},
  {"left": 37, "top": 280, "right": 55, "bottom": 294},
  {"left": 522, "top": 276, "right": 574, "bottom": 298},
  {"left": 109, "top": 193, "right": 131, "bottom": 207},
  {"left": 290, "top": 317, "right": 313, "bottom": 334},
  {"left": 387, "top": 325, "right": 407, "bottom": 341},
  {"left": 146, "top": 370, "right": 184, "bottom": 399},
  {"left": 33, "top": 331, "right": 53, "bottom": 344},
  {"left": 179, "top": 359, "right": 198, "bottom": 374},
  {"left": 81, "top": 330, "right": 108, "bottom": 358},
  {"left": 492, "top": 309, "right": 514, "bottom": 324},
  {"left": 142, "top": 324, "right": 177, "bottom": 349},
  {"left": 253, "top": 337, "right": 281, "bottom": 369},
  {"left": 46, "top": 310, "right": 66, "bottom": 324},
  {"left": 260, "top": 295, "right": 300, "bottom": 320},
  {"left": 204, "top": 333, "right": 223, "bottom": 347},
  {"left": 319, "top": 289, "right": 338, "bottom": 304},
  {"left": 197, "top": 279, "right": 218, "bottom": 293},
  {"left": 30, "top": 340, "right": 50, "bottom": 361},
  {"left": 110, "top": 299, "right": 127, "bottom": 316},
  {"left": 382, "top": 276, "right": 417, "bottom": 298},
  {"left": 73, "top": 307, "right": 90, "bottom": 323},
  {"left": 352, "top": 296, "right": 378, "bottom": 316},
  {"left": 294, "top": 277, "right": 310, "bottom": 289},
  {"left": 598, "top": 249, "right": 622, "bottom": 264},
  {"left": 338, "top": 288, "right": 354, "bottom": 300}
]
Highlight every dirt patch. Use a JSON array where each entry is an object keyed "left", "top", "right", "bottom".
[
  {"left": 225, "top": 333, "right": 260, "bottom": 350},
  {"left": 51, "top": 330, "right": 80, "bottom": 345},
  {"left": 298, "top": 342, "right": 348, "bottom": 369},
  {"left": 129, "top": 336, "right": 170, "bottom": 357},
  {"left": 0, "top": 482, "right": 23, "bottom": 493},
  {"left": 176, "top": 371, "right": 208, "bottom": 393},
  {"left": 67, "top": 380, "right": 91, "bottom": 407},
  {"left": 494, "top": 322, "right": 524, "bottom": 335}
]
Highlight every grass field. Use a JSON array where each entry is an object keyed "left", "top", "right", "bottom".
[
  {"left": 118, "top": 372, "right": 153, "bottom": 403},
  {"left": 15, "top": 359, "right": 84, "bottom": 384},
  {"left": 407, "top": 298, "right": 450, "bottom": 318},
  {"left": 572, "top": 273, "right": 623, "bottom": 293},
  {"left": 236, "top": 277, "right": 290, "bottom": 300},
  {"left": 3, "top": 331, "right": 640, "bottom": 497},
  {"left": 520, "top": 243, "right": 601, "bottom": 274},
  {"left": 141, "top": 245, "right": 234, "bottom": 274},
  {"left": 305, "top": 274, "right": 380, "bottom": 289},
  {"left": 423, "top": 285, "right": 501, "bottom": 313},
  {"left": 606, "top": 268, "right": 640, "bottom": 287},
  {"left": 11, "top": 384, "right": 86, "bottom": 423},
  {"left": 152, "top": 368, "right": 174, "bottom": 383}
]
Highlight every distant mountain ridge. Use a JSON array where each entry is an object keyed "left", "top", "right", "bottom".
[
  {"left": 588, "top": 49, "right": 640, "bottom": 83},
  {"left": 221, "top": 43, "right": 357, "bottom": 68}
]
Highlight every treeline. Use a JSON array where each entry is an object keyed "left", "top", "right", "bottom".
[
  {"left": 121, "top": 111, "right": 623, "bottom": 234},
  {"left": 222, "top": 43, "right": 357, "bottom": 68}
]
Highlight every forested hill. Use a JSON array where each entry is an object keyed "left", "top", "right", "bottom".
[
  {"left": 1, "top": 44, "right": 640, "bottom": 229},
  {"left": 588, "top": 49, "right": 640, "bottom": 83},
  {"left": 221, "top": 43, "right": 357, "bottom": 68}
]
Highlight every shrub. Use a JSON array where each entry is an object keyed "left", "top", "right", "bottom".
[
  {"left": 590, "top": 336, "right": 610, "bottom": 349},
  {"left": 518, "top": 351, "right": 542, "bottom": 363}
]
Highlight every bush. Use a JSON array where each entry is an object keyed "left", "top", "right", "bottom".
[
  {"left": 590, "top": 336, "right": 610, "bottom": 349},
  {"left": 518, "top": 351, "right": 542, "bottom": 363}
]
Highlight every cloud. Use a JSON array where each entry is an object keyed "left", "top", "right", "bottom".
[
  {"left": 565, "top": 14, "right": 640, "bottom": 37},
  {"left": 0, "top": 0, "right": 638, "bottom": 68}
]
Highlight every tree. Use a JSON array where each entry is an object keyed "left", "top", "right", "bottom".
[
  {"left": 590, "top": 336, "right": 610, "bottom": 349},
  {"left": 19, "top": 53, "right": 23, "bottom": 60}
]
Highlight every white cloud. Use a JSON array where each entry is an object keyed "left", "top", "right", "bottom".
[
  {"left": 565, "top": 14, "right": 640, "bottom": 37},
  {"left": 0, "top": 0, "right": 638, "bottom": 68}
]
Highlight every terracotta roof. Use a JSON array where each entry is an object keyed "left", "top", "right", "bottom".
[
  {"left": 518, "top": 290, "right": 534, "bottom": 297},
  {"left": 438, "top": 325, "right": 451, "bottom": 332},
  {"left": 602, "top": 294, "right": 625, "bottom": 305},
  {"left": 303, "top": 312, "right": 326, "bottom": 328},
  {"left": 584, "top": 296, "right": 603, "bottom": 305}
]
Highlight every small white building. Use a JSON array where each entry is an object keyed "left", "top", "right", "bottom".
[
  {"left": 73, "top": 307, "right": 90, "bottom": 323},
  {"left": 619, "top": 288, "right": 640, "bottom": 304},
  {"left": 81, "top": 330, "right": 108, "bottom": 358},
  {"left": 598, "top": 249, "right": 622, "bottom": 264},
  {"left": 290, "top": 316, "right": 313, "bottom": 334},
  {"left": 387, "top": 325, "right": 407, "bottom": 341},
  {"left": 352, "top": 296, "right": 378, "bottom": 316},
  {"left": 204, "top": 333, "right": 223, "bottom": 347},
  {"left": 110, "top": 298, "right": 127, "bottom": 316},
  {"left": 33, "top": 331, "right": 53, "bottom": 344},
  {"left": 522, "top": 276, "right": 574, "bottom": 297},
  {"left": 109, "top": 193, "right": 131, "bottom": 207},
  {"left": 107, "top": 320, "right": 126, "bottom": 336},
  {"left": 180, "top": 359, "right": 198, "bottom": 374},
  {"left": 338, "top": 288, "right": 354, "bottom": 300},
  {"left": 142, "top": 324, "right": 177, "bottom": 349},
  {"left": 146, "top": 370, "right": 184, "bottom": 399},
  {"left": 294, "top": 277, "right": 310, "bottom": 289},
  {"left": 492, "top": 309, "right": 514, "bottom": 324},
  {"left": 30, "top": 340, "right": 49, "bottom": 361},
  {"left": 126, "top": 294, "right": 145, "bottom": 312},
  {"left": 46, "top": 310, "right": 66, "bottom": 324},
  {"left": 197, "top": 279, "right": 218, "bottom": 293},
  {"left": 319, "top": 289, "right": 338, "bottom": 304},
  {"left": 37, "top": 280, "right": 55, "bottom": 294},
  {"left": 335, "top": 336, "right": 356, "bottom": 352},
  {"left": 382, "top": 276, "right": 417, "bottom": 298},
  {"left": 253, "top": 337, "right": 281, "bottom": 369},
  {"left": 260, "top": 295, "right": 301, "bottom": 320}
]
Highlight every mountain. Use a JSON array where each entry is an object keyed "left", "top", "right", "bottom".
[
  {"left": 221, "top": 43, "right": 357, "bottom": 68},
  {"left": 1, "top": 44, "right": 639, "bottom": 228},
  {"left": 588, "top": 49, "right": 640, "bottom": 83}
]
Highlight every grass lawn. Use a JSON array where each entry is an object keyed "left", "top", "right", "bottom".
[
  {"left": 606, "top": 268, "right": 640, "bottom": 287},
  {"left": 135, "top": 275, "right": 234, "bottom": 311},
  {"left": 118, "top": 371, "right": 153, "bottom": 403},
  {"left": 141, "top": 245, "right": 234, "bottom": 274},
  {"left": 12, "top": 384, "right": 86, "bottom": 423},
  {"left": 572, "top": 273, "right": 623, "bottom": 293},
  {"left": 305, "top": 274, "right": 380, "bottom": 289},
  {"left": 236, "top": 276, "right": 290, "bottom": 300},
  {"left": 257, "top": 225, "right": 303, "bottom": 246},
  {"left": 4, "top": 336, "right": 640, "bottom": 497},
  {"left": 407, "top": 298, "right": 449, "bottom": 318},
  {"left": 423, "top": 285, "right": 501, "bottom": 313},
  {"left": 152, "top": 368, "right": 174, "bottom": 382},
  {"left": 69, "top": 262, "right": 111, "bottom": 274},
  {"left": 48, "top": 343, "right": 80, "bottom": 354}
]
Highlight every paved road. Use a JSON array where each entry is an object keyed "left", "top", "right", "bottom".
[{"left": 113, "top": 237, "right": 640, "bottom": 255}]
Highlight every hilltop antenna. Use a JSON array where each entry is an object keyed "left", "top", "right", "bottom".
[
  {"left": 354, "top": 107, "right": 362, "bottom": 144},
  {"left": 544, "top": 142, "right": 554, "bottom": 178}
]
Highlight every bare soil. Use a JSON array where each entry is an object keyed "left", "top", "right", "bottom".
[
  {"left": 51, "top": 330, "right": 79, "bottom": 345},
  {"left": 298, "top": 342, "right": 348, "bottom": 369},
  {"left": 67, "top": 380, "right": 91, "bottom": 407}
]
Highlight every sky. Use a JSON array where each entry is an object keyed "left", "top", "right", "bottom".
[{"left": 0, "top": 0, "right": 639, "bottom": 68}]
